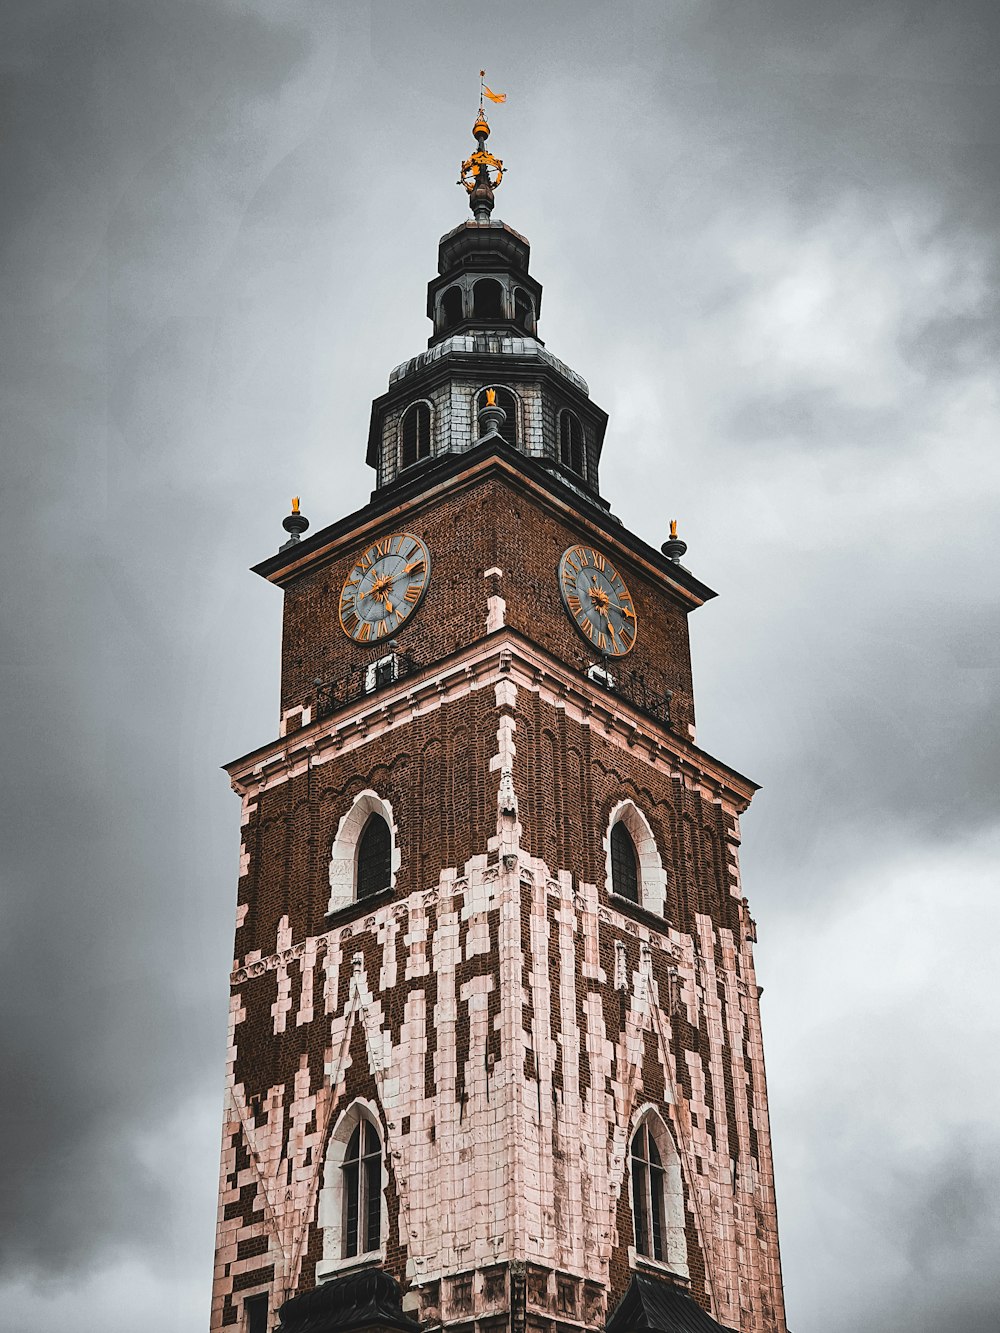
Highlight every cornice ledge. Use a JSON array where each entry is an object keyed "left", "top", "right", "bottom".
[
  {"left": 499, "top": 638, "right": 758, "bottom": 810},
  {"left": 224, "top": 642, "right": 505, "bottom": 794},
  {"left": 224, "top": 630, "right": 757, "bottom": 809}
]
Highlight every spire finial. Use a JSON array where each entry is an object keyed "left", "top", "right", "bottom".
[
  {"left": 281, "top": 496, "right": 309, "bottom": 550},
  {"left": 661, "top": 519, "right": 688, "bottom": 563},
  {"left": 459, "top": 70, "right": 506, "bottom": 222}
]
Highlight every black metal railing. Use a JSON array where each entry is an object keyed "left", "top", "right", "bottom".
[
  {"left": 314, "top": 649, "right": 418, "bottom": 722},
  {"left": 588, "top": 664, "right": 673, "bottom": 730}
]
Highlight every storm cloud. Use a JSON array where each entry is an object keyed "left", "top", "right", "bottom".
[{"left": 1, "top": 2, "right": 997, "bottom": 1329}]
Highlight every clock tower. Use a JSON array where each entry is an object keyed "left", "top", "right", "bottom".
[{"left": 211, "top": 110, "right": 787, "bottom": 1333}]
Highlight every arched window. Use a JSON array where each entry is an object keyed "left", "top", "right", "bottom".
[
  {"left": 631, "top": 1122, "right": 666, "bottom": 1261},
  {"left": 475, "top": 386, "right": 518, "bottom": 449},
  {"left": 356, "top": 814, "right": 391, "bottom": 900},
  {"left": 473, "top": 278, "right": 504, "bottom": 319},
  {"left": 605, "top": 802, "right": 668, "bottom": 916},
  {"left": 441, "top": 285, "right": 463, "bottom": 330},
  {"left": 317, "top": 1102, "right": 388, "bottom": 1280},
  {"left": 327, "top": 792, "right": 400, "bottom": 914},
  {"left": 611, "top": 821, "right": 639, "bottom": 903},
  {"left": 513, "top": 288, "right": 534, "bottom": 332},
  {"left": 342, "top": 1116, "right": 382, "bottom": 1258},
  {"left": 628, "top": 1110, "right": 688, "bottom": 1275},
  {"left": 400, "top": 402, "right": 431, "bottom": 469},
  {"left": 559, "top": 411, "right": 584, "bottom": 474}
]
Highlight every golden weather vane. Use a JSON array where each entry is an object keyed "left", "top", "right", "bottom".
[{"left": 458, "top": 70, "right": 507, "bottom": 220}]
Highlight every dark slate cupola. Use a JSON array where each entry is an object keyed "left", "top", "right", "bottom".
[{"left": 366, "top": 110, "right": 610, "bottom": 508}]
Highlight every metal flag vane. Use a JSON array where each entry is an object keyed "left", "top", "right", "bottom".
[
  {"left": 480, "top": 68, "right": 507, "bottom": 105},
  {"left": 459, "top": 69, "right": 507, "bottom": 220}
]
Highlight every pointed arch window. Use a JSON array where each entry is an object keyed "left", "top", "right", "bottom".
[
  {"left": 475, "top": 386, "right": 518, "bottom": 449},
  {"left": 559, "top": 410, "right": 584, "bottom": 475},
  {"left": 328, "top": 792, "right": 399, "bottom": 915},
  {"left": 317, "top": 1102, "right": 389, "bottom": 1279},
  {"left": 631, "top": 1122, "right": 666, "bottom": 1261},
  {"left": 356, "top": 814, "right": 391, "bottom": 901},
  {"left": 610, "top": 821, "right": 639, "bottom": 903},
  {"left": 605, "top": 802, "right": 668, "bottom": 917},
  {"left": 342, "top": 1116, "right": 383, "bottom": 1258},
  {"left": 401, "top": 402, "right": 431, "bottom": 469}
]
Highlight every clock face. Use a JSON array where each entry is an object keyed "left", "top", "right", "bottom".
[
  {"left": 339, "top": 532, "right": 430, "bottom": 643},
  {"left": 558, "top": 544, "right": 637, "bottom": 657}
]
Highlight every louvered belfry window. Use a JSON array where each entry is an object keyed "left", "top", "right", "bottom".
[
  {"left": 559, "top": 411, "right": 584, "bottom": 474},
  {"left": 342, "top": 1117, "right": 382, "bottom": 1257},
  {"left": 356, "top": 814, "right": 391, "bottom": 900},
  {"left": 631, "top": 1123, "right": 666, "bottom": 1261},
  {"left": 401, "top": 402, "right": 431, "bottom": 469},
  {"left": 610, "top": 821, "right": 639, "bottom": 903}
]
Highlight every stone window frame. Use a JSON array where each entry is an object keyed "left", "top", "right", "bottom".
[
  {"left": 604, "top": 800, "right": 667, "bottom": 917},
  {"left": 327, "top": 791, "right": 400, "bottom": 915},
  {"left": 557, "top": 407, "right": 586, "bottom": 478},
  {"left": 397, "top": 399, "right": 433, "bottom": 471},
  {"left": 626, "top": 1104, "right": 689, "bottom": 1279},
  {"left": 316, "top": 1099, "right": 389, "bottom": 1282}
]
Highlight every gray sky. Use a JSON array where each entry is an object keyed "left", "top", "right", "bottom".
[{"left": 2, "top": 2, "right": 998, "bottom": 1329}]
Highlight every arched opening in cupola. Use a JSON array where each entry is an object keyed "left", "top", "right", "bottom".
[
  {"left": 472, "top": 278, "right": 504, "bottom": 320},
  {"left": 513, "top": 288, "right": 534, "bottom": 332},
  {"left": 441, "top": 285, "right": 463, "bottom": 330}
]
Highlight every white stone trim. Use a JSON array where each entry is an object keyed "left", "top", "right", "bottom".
[
  {"left": 604, "top": 800, "right": 668, "bottom": 917},
  {"left": 327, "top": 791, "right": 400, "bottom": 914},
  {"left": 316, "top": 1098, "right": 388, "bottom": 1282}
]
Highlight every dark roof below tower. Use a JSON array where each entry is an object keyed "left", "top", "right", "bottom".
[
  {"left": 606, "top": 1276, "right": 737, "bottom": 1333},
  {"left": 276, "top": 1270, "right": 419, "bottom": 1333}
]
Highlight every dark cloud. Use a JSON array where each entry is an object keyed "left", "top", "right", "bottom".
[{"left": 1, "top": 1, "right": 997, "bottom": 1328}]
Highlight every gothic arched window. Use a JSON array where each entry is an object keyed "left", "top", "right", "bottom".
[
  {"left": 342, "top": 1115, "right": 383, "bottom": 1258},
  {"left": 401, "top": 402, "right": 431, "bottom": 469},
  {"left": 356, "top": 814, "right": 391, "bottom": 901},
  {"left": 441, "top": 285, "right": 463, "bottom": 330},
  {"left": 559, "top": 410, "right": 584, "bottom": 474},
  {"left": 475, "top": 386, "right": 518, "bottom": 449},
  {"left": 631, "top": 1121, "right": 666, "bottom": 1261},
  {"left": 473, "top": 278, "right": 504, "bottom": 319},
  {"left": 605, "top": 802, "right": 668, "bottom": 917},
  {"left": 317, "top": 1102, "right": 388, "bottom": 1280},
  {"left": 610, "top": 821, "right": 639, "bottom": 903},
  {"left": 513, "top": 288, "right": 534, "bottom": 332}
]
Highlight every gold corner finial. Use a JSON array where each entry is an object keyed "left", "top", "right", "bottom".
[
  {"left": 292, "top": 496, "right": 300, "bottom": 514},
  {"left": 669, "top": 519, "right": 678, "bottom": 538},
  {"left": 485, "top": 388, "right": 497, "bottom": 406}
]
